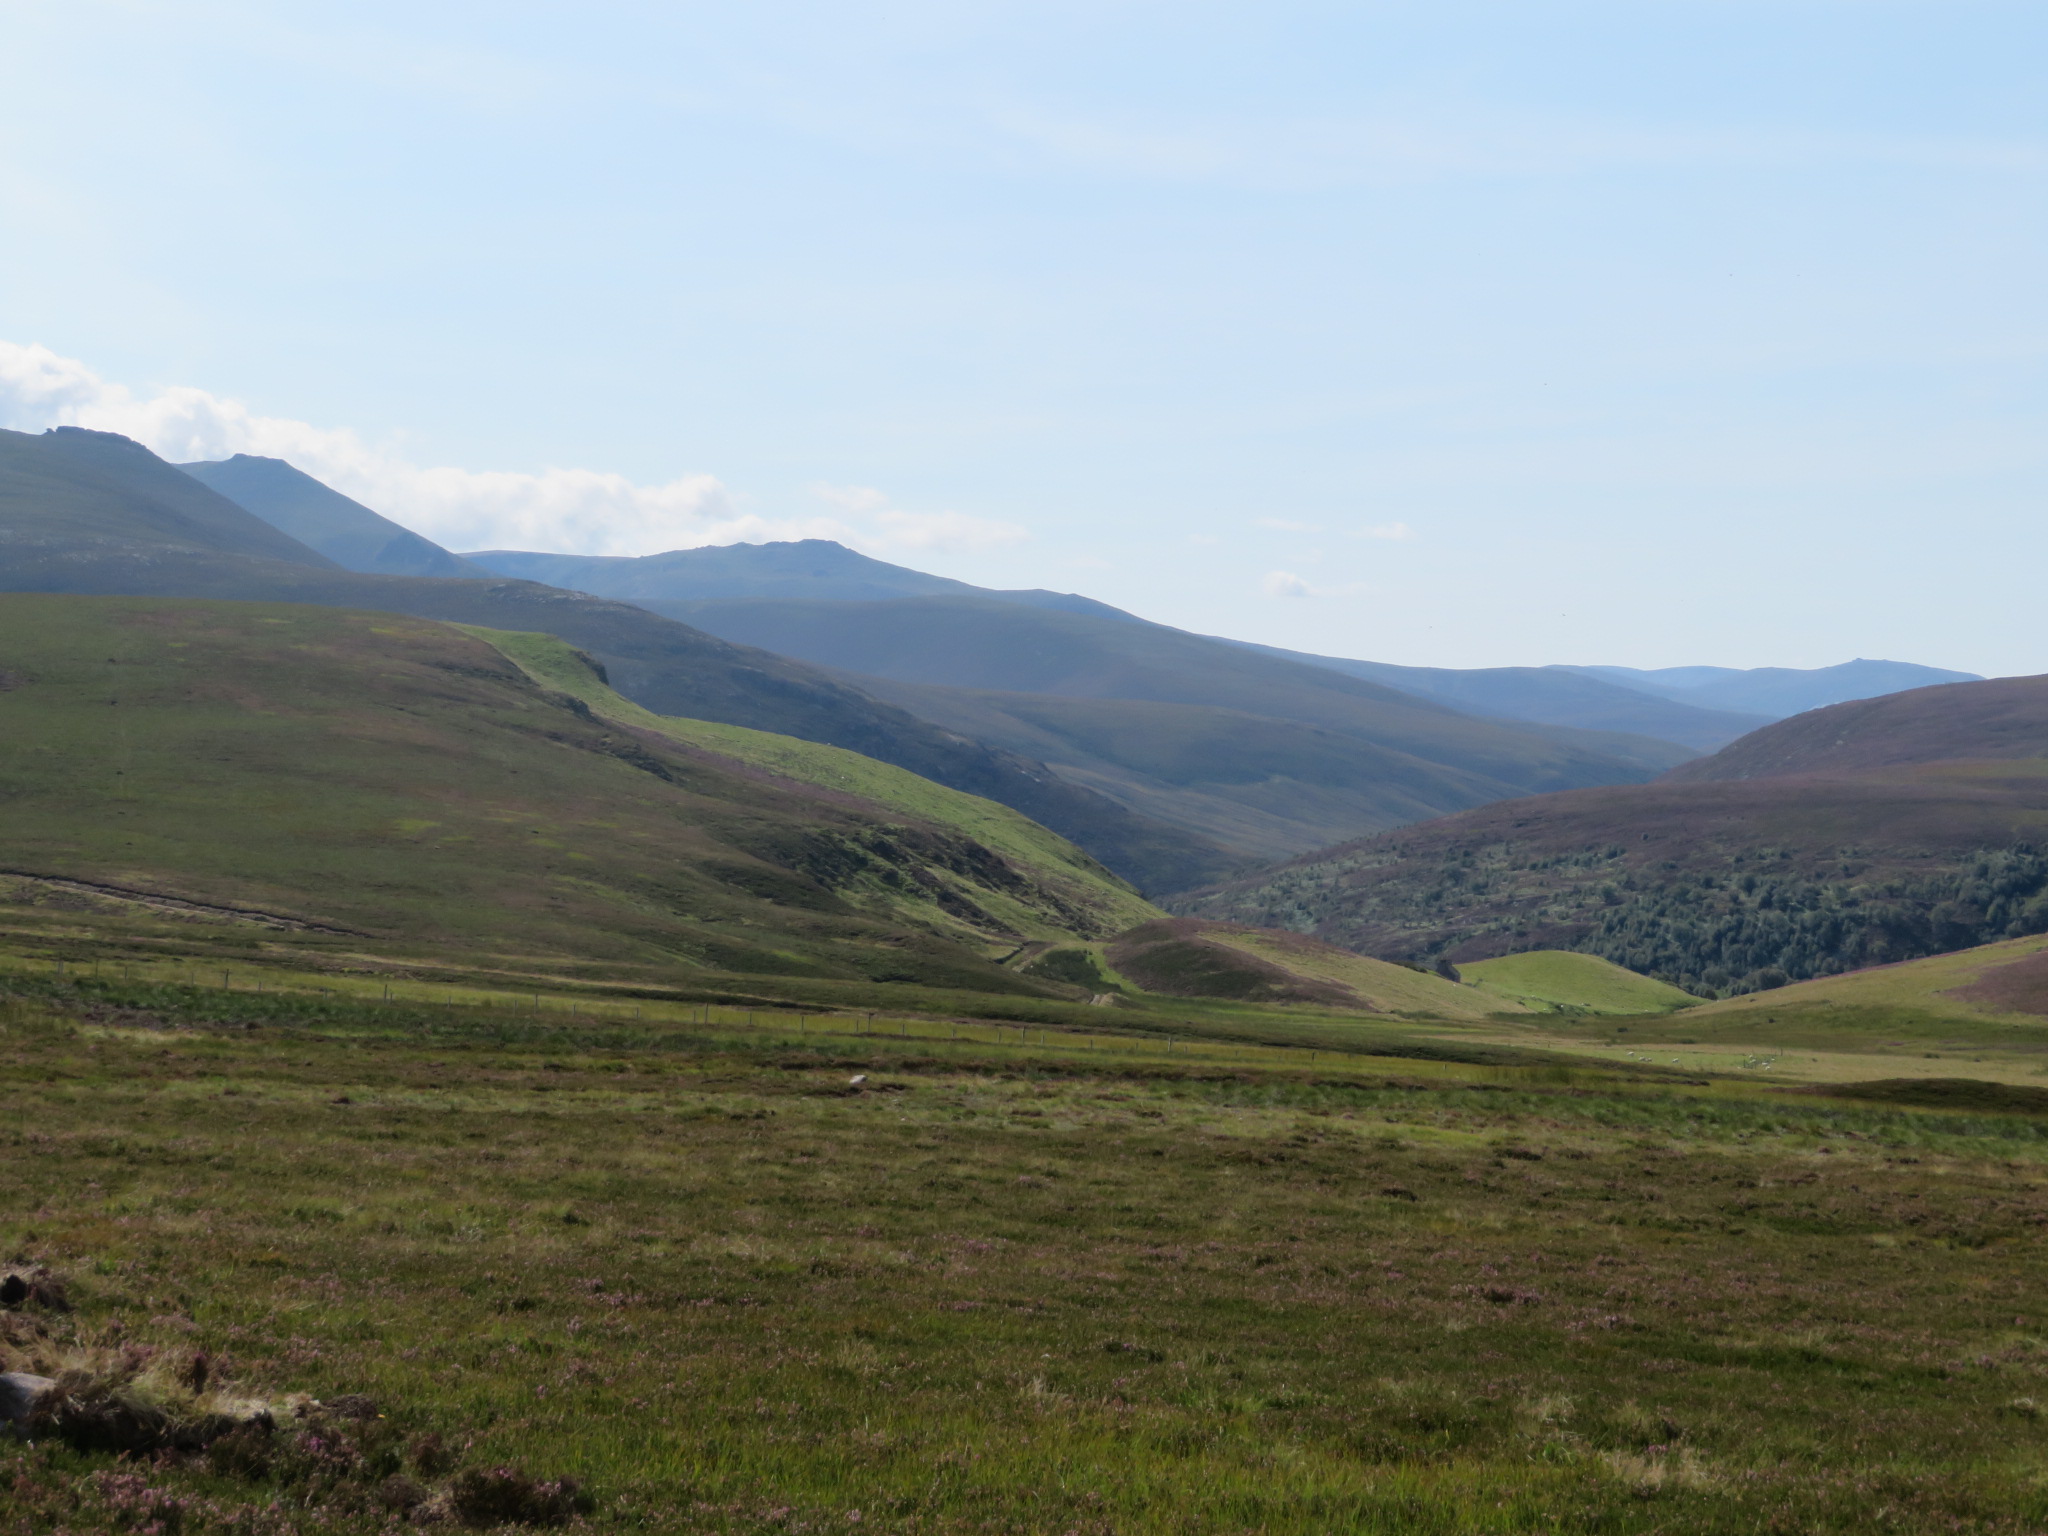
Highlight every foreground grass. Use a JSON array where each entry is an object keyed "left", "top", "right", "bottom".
[{"left": 5, "top": 978, "right": 2048, "bottom": 1533}]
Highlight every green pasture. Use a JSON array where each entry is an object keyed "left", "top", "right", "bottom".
[{"left": 6, "top": 970, "right": 2048, "bottom": 1534}]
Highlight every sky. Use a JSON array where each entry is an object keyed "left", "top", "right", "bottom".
[{"left": 1, "top": 0, "right": 2042, "bottom": 674}]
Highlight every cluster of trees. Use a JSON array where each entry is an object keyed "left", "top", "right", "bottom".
[{"left": 1581, "top": 846, "right": 2048, "bottom": 997}]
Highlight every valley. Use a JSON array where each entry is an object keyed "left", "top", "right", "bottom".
[{"left": 0, "top": 433, "right": 2042, "bottom": 1535}]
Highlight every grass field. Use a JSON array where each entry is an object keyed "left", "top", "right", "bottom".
[{"left": 7, "top": 960, "right": 2048, "bottom": 1534}]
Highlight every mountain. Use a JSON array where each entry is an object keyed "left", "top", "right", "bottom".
[
  {"left": 1568, "top": 659, "right": 1983, "bottom": 718},
  {"left": 658, "top": 593, "right": 1696, "bottom": 851},
  {"left": 1172, "top": 674, "right": 2048, "bottom": 998},
  {"left": 0, "top": 426, "right": 341, "bottom": 568},
  {"left": 1212, "top": 640, "right": 1769, "bottom": 751},
  {"left": 180, "top": 454, "right": 487, "bottom": 578},
  {"left": 0, "top": 593, "right": 1152, "bottom": 988},
  {"left": 475, "top": 539, "right": 1972, "bottom": 746},
  {"left": 0, "top": 428, "right": 1236, "bottom": 894},
  {"left": 465, "top": 539, "right": 1134, "bottom": 620}
]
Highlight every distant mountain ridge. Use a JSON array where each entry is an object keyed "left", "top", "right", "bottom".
[
  {"left": 466, "top": 540, "right": 1136, "bottom": 621},
  {"left": 1212, "top": 639, "right": 1770, "bottom": 751},
  {"left": 468, "top": 538, "right": 1969, "bottom": 748},
  {"left": 1565, "top": 658, "right": 1982, "bottom": 717}
]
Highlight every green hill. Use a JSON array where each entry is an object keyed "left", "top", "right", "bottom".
[
  {"left": 0, "top": 427, "right": 1234, "bottom": 894},
  {"left": 0, "top": 594, "right": 1157, "bottom": 987},
  {"left": 479, "top": 626, "right": 1158, "bottom": 938},
  {"left": 1457, "top": 950, "right": 1700, "bottom": 1014}
]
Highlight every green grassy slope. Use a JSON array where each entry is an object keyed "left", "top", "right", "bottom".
[
  {"left": 0, "top": 593, "right": 1156, "bottom": 989},
  {"left": 1686, "top": 931, "right": 2048, "bottom": 1026},
  {"left": 1459, "top": 950, "right": 1700, "bottom": 1014},
  {"left": 0, "top": 428, "right": 1234, "bottom": 894},
  {"left": 478, "top": 626, "right": 1159, "bottom": 937}
]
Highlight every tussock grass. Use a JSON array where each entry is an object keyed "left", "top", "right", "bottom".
[{"left": 5, "top": 975, "right": 2048, "bottom": 1532}]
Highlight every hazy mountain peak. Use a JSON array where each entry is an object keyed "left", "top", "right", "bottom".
[
  {"left": 463, "top": 538, "right": 1138, "bottom": 619},
  {"left": 1562, "top": 658, "right": 1983, "bottom": 719},
  {"left": 179, "top": 454, "right": 486, "bottom": 580}
]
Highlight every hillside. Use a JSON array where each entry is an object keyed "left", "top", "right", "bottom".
[
  {"left": 478, "top": 626, "right": 1158, "bottom": 937},
  {"left": 0, "top": 594, "right": 1158, "bottom": 988},
  {"left": 838, "top": 679, "right": 1540, "bottom": 861},
  {"left": 181, "top": 453, "right": 487, "bottom": 578},
  {"left": 0, "top": 429, "right": 1234, "bottom": 894},
  {"left": 1175, "top": 676, "right": 2048, "bottom": 996},
  {"left": 1686, "top": 930, "right": 2048, "bottom": 1027},
  {"left": 1665, "top": 671, "right": 2048, "bottom": 782}
]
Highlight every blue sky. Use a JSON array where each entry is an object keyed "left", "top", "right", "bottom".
[{"left": 2, "top": 1, "right": 2043, "bottom": 673}]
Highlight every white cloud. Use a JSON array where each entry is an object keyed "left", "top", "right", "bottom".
[
  {"left": 810, "top": 482, "right": 1027, "bottom": 553},
  {"left": 1355, "top": 521, "right": 1415, "bottom": 541},
  {"left": 0, "top": 341, "right": 1030, "bottom": 559},
  {"left": 809, "top": 481, "right": 892, "bottom": 515},
  {"left": 1261, "top": 569, "right": 1377, "bottom": 600}
]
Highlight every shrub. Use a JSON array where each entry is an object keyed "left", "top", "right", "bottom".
[{"left": 447, "top": 1465, "right": 591, "bottom": 1527}]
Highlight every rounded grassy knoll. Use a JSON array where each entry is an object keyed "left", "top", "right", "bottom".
[{"left": 1459, "top": 950, "right": 1700, "bottom": 1014}]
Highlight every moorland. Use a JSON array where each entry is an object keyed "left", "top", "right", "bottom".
[{"left": 2, "top": 426, "right": 2046, "bottom": 1533}]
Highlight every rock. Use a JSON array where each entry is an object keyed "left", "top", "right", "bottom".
[{"left": 0, "top": 1372, "right": 54, "bottom": 1423}]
